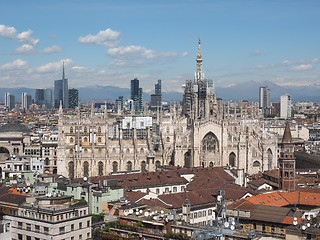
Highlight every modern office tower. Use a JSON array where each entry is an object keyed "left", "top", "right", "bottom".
[
  {"left": 43, "top": 88, "right": 52, "bottom": 108},
  {"left": 36, "top": 88, "right": 52, "bottom": 108},
  {"left": 130, "top": 78, "right": 143, "bottom": 112},
  {"left": 4, "top": 92, "right": 15, "bottom": 109},
  {"left": 54, "top": 63, "right": 68, "bottom": 108},
  {"left": 115, "top": 96, "right": 124, "bottom": 113},
  {"left": 21, "top": 92, "right": 32, "bottom": 110},
  {"left": 280, "top": 94, "right": 291, "bottom": 119},
  {"left": 68, "top": 88, "right": 79, "bottom": 109},
  {"left": 151, "top": 80, "right": 162, "bottom": 109},
  {"left": 259, "top": 86, "right": 271, "bottom": 116},
  {"left": 35, "top": 89, "right": 44, "bottom": 105}
]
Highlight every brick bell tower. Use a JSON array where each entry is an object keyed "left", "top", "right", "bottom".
[{"left": 278, "top": 121, "right": 296, "bottom": 192}]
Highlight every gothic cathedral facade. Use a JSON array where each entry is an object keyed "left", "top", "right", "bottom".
[{"left": 57, "top": 39, "right": 278, "bottom": 178}]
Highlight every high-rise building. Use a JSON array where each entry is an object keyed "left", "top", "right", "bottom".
[
  {"left": 54, "top": 63, "right": 68, "bottom": 108},
  {"left": 21, "top": 92, "right": 32, "bottom": 110},
  {"left": 4, "top": 92, "right": 15, "bottom": 109},
  {"left": 68, "top": 88, "right": 79, "bottom": 109},
  {"left": 35, "top": 88, "right": 52, "bottom": 108},
  {"left": 259, "top": 86, "right": 271, "bottom": 116},
  {"left": 280, "top": 94, "right": 291, "bottom": 119},
  {"left": 115, "top": 96, "right": 124, "bottom": 113},
  {"left": 130, "top": 78, "right": 143, "bottom": 112},
  {"left": 151, "top": 80, "right": 162, "bottom": 109}
]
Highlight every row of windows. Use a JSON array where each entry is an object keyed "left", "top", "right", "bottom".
[
  {"left": 243, "top": 223, "right": 285, "bottom": 235},
  {"left": 155, "top": 186, "right": 184, "bottom": 194},
  {"left": 70, "top": 126, "right": 102, "bottom": 134},
  {"left": 20, "top": 209, "right": 87, "bottom": 222},
  {"left": 70, "top": 137, "right": 103, "bottom": 143},
  {"left": 18, "top": 233, "right": 90, "bottom": 240},
  {"left": 191, "top": 209, "right": 213, "bottom": 219},
  {"left": 18, "top": 220, "right": 90, "bottom": 233}
]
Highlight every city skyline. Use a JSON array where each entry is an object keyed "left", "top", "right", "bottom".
[{"left": 1, "top": 1, "right": 320, "bottom": 93}]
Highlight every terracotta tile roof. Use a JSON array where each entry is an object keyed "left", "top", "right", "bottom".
[
  {"left": 227, "top": 198, "right": 256, "bottom": 211},
  {"left": 158, "top": 190, "right": 216, "bottom": 209},
  {"left": 125, "top": 191, "right": 146, "bottom": 203},
  {"left": 244, "top": 191, "right": 291, "bottom": 207},
  {"left": 0, "top": 193, "right": 26, "bottom": 205},
  {"left": 282, "top": 216, "right": 302, "bottom": 225},
  {"left": 168, "top": 167, "right": 235, "bottom": 182},
  {"left": 137, "top": 198, "right": 171, "bottom": 208},
  {"left": 247, "top": 179, "right": 268, "bottom": 188},
  {"left": 90, "top": 171, "right": 189, "bottom": 189},
  {"left": 0, "top": 186, "right": 27, "bottom": 206},
  {"left": 187, "top": 179, "right": 257, "bottom": 200},
  {"left": 299, "top": 192, "right": 320, "bottom": 206},
  {"left": 262, "top": 169, "right": 279, "bottom": 179},
  {"left": 236, "top": 190, "right": 320, "bottom": 208}
]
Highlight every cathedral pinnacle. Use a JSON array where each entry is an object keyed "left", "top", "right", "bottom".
[{"left": 196, "top": 37, "right": 203, "bottom": 81}]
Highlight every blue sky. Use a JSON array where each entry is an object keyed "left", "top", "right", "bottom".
[{"left": 1, "top": 0, "right": 320, "bottom": 92}]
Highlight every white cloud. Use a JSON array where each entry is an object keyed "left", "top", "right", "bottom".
[
  {"left": 0, "top": 24, "right": 17, "bottom": 39},
  {"left": 34, "top": 59, "right": 74, "bottom": 73},
  {"left": 0, "top": 59, "right": 29, "bottom": 70},
  {"left": 17, "top": 29, "right": 39, "bottom": 46},
  {"left": 250, "top": 50, "right": 261, "bottom": 56},
  {"left": 14, "top": 44, "right": 36, "bottom": 55},
  {"left": 107, "top": 45, "right": 179, "bottom": 68},
  {"left": 0, "top": 25, "right": 39, "bottom": 46},
  {"left": 281, "top": 60, "right": 293, "bottom": 66},
  {"left": 41, "top": 45, "right": 63, "bottom": 54},
  {"left": 182, "top": 51, "right": 188, "bottom": 57},
  {"left": 255, "top": 65, "right": 266, "bottom": 69},
  {"left": 291, "top": 64, "right": 313, "bottom": 72},
  {"left": 78, "top": 28, "right": 121, "bottom": 47}
]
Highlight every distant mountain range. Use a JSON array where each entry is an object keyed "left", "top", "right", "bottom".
[{"left": 0, "top": 81, "right": 319, "bottom": 103}]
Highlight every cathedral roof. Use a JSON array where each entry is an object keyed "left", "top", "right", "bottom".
[{"left": 282, "top": 121, "right": 292, "bottom": 143}]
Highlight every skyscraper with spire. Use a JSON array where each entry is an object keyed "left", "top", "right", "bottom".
[{"left": 54, "top": 62, "right": 69, "bottom": 108}]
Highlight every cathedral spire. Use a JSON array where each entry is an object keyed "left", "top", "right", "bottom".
[{"left": 196, "top": 37, "right": 203, "bottom": 82}]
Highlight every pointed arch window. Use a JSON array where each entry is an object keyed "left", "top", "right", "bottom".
[{"left": 83, "top": 161, "right": 89, "bottom": 177}]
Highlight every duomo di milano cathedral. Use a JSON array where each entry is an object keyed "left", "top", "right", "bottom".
[{"left": 57, "top": 39, "right": 278, "bottom": 179}]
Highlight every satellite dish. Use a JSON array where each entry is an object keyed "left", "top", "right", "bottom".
[
  {"left": 224, "top": 222, "right": 230, "bottom": 228},
  {"left": 129, "top": 209, "right": 133, "bottom": 214},
  {"left": 83, "top": 177, "right": 88, "bottom": 181},
  {"left": 230, "top": 225, "right": 235, "bottom": 230},
  {"left": 124, "top": 211, "right": 128, "bottom": 216},
  {"left": 160, "top": 210, "right": 164, "bottom": 214},
  {"left": 293, "top": 220, "right": 298, "bottom": 226},
  {"left": 144, "top": 212, "right": 149, "bottom": 217},
  {"left": 302, "top": 225, "right": 307, "bottom": 231},
  {"left": 307, "top": 223, "right": 311, "bottom": 228},
  {"left": 139, "top": 210, "right": 143, "bottom": 214},
  {"left": 153, "top": 216, "right": 158, "bottom": 221},
  {"left": 231, "top": 221, "right": 236, "bottom": 226}
]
